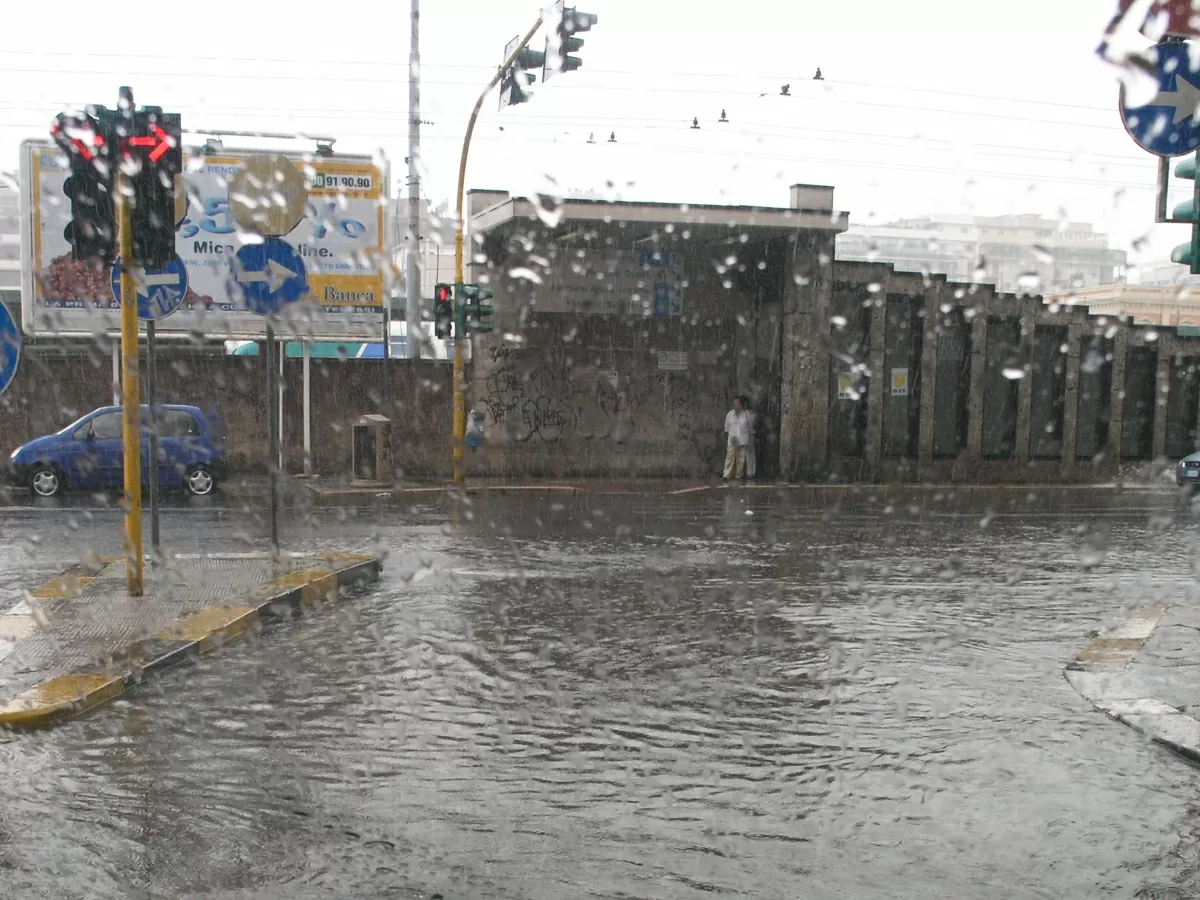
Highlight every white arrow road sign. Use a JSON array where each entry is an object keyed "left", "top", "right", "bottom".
[
  {"left": 236, "top": 258, "right": 298, "bottom": 293},
  {"left": 131, "top": 269, "right": 184, "bottom": 293}
]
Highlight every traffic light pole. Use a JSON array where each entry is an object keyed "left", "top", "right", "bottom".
[
  {"left": 117, "top": 171, "right": 144, "bottom": 596},
  {"left": 453, "top": 12, "right": 543, "bottom": 485}
]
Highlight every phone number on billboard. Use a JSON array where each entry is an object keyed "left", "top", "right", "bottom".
[{"left": 309, "top": 173, "right": 374, "bottom": 191}]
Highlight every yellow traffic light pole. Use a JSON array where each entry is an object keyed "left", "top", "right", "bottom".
[
  {"left": 117, "top": 171, "right": 144, "bottom": 596},
  {"left": 452, "top": 13, "right": 543, "bottom": 486}
]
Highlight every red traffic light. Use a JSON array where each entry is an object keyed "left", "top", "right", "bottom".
[{"left": 435, "top": 284, "right": 453, "bottom": 302}]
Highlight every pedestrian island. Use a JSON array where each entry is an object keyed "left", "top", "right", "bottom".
[{"left": 0, "top": 550, "right": 381, "bottom": 729}]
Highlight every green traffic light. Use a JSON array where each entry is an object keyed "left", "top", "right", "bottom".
[{"left": 1178, "top": 157, "right": 1198, "bottom": 179}]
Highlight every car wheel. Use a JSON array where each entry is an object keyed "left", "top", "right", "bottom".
[
  {"left": 184, "top": 465, "right": 216, "bottom": 497},
  {"left": 29, "top": 464, "right": 64, "bottom": 498}
]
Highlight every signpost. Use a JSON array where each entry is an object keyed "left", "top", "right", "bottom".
[
  {"left": 0, "top": 301, "right": 21, "bottom": 397},
  {"left": 227, "top": 154, "right": 311, "bottom": 556},
  {"left": 108, "top": 255, "right": 189, "bottom": 561}
]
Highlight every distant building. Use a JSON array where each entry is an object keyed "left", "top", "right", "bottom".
[
  {"left": 1043, "top": 283, "right": 1200, "bottom": 328},
  {"left": 387, "top": 196, "right": 460, "bottom": 303},
  {"left": 836, "top": 213, "right": 1127, "bottom": 295},
  {"left": 0, "top": 177, "right": 19, "bottom": 310}
]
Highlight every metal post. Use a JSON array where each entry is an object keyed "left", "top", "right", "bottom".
[
  {"left": 453, "top": 13, "right": 543, "bottom": 486},
  {"left": 278, "top": 338, "right": 285, "bottom": 474},
  {"left": 117, "top": 171, "right": 143, "bottom": 596},
  {"left": 147, "top": 320, "right": 160, "bottom": 562},
  {"left": 266, "top": 325, "right": 280, "bottom": 554},
  {"left": 111, "top": 339, "right": 120, "bottom": 405},
  {"left": 303, "top": 338, "right": 312, "bottom": 476},
  {"left": 407, "top": 0, "right": 422, "bottom": 361}
]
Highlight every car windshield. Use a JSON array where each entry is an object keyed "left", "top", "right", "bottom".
[{"left": 10, "top": 5, "right": 1200, "bottom": 900}]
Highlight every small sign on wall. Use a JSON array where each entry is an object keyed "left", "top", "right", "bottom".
[
  {"left": 837, "top": 374, "right": 855, "bottom": 400},
  {"left": 657, "top": 350, "right": 688, "bottom": 371},
  {"left": 891, "top": 368, "right": 909, "bottom": 396}
]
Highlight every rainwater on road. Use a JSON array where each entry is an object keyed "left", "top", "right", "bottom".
[{"left": 2, "top": 487, "right": 1200, "bottom": 899}]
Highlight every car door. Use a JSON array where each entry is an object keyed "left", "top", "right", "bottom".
[
  {"left": 153, "top": 408, "right": 196, "bottom": 489},
  {"left": 73, "top": 410, "right": 125, "bottom": 489}
]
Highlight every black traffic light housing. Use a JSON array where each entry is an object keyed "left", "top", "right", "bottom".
[
  {"left": 433, "top": 283, "right": 454, "bottom": 339},
  {"left": 51, "top": 110, "right": 117, "bottom": 265},
  {"left": 544, "top": 1, "right": 597, "bottom": 81},
  {"left": 119, "top": 107, "right": 182, "bottom": 271},
  {"left": 461, "top": 284, "right": 495, "bottom": 333},
  {"left": 500, "top": 41, "right": 546, "bottom": 109}
]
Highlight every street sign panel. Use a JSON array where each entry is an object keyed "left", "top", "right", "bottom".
[
  {"left": 0, "top": 302, "right": 21, "bottom": 397},
  {"left": 1120, "top": 41, "right": 1200, "bottom": 157},
  {"left": 228, "top": 154, "right": 309, "bottom": 237},
  {"left": 21, "top": 141, "right": 386, "bottom": 340},
  {"left": 233, "top": 237, "right": 307, "bottom": 316},
  {"left": 109, "top": 256, "right": 189, "bottom": 320}
]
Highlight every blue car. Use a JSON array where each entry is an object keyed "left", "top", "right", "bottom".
[{"left": 7, "top": 404, "right": 227, "bottom": 498}]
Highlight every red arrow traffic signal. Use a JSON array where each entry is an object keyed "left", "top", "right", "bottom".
[{"left": 125, "top": 124, "right": 172, "bottom": 162}]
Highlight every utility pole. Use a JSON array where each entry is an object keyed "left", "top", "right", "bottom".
[{"left": 406, "top": 0, "right": 422, "bottom": 361}]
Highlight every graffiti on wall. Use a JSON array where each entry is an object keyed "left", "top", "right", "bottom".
[{"left": 481, "top": 351, "right": 726, "bottom": 458}]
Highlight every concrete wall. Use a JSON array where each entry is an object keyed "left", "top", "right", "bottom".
[
  {"left": 0, "top": 349, "right": 451, "bottom": 480},
  {"left": 774, "top": 261, "right": 1200, "bottom": 483},
  {"left": 460, "top": 216, "right": 786, "bottom": 478}
]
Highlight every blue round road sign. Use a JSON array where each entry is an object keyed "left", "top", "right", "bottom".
[
  {"left": 0, "top": 301, "right": 21, "bottom": 397},
  {"left": 1120, "top": 41, "right": 1200, "bottom": 157},
  {"left": 233, "top": 237, "right": 308, "bottom": 317},
  {"left": 109, "top": 255, "right": 189, "bottom": 321}
]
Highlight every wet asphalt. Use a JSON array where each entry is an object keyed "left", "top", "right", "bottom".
[{"left": 2, "top": 487, "right": 1200, "bottom": 899}]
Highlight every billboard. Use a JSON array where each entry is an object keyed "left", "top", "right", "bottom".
[{"left": 20, "top": 141, "right": 388, "bottom": 340}]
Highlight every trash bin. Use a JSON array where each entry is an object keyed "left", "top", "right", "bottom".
[{"left": 351, "top": 414, "right": 392, "bottom": 483}]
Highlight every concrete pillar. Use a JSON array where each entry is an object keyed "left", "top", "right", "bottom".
[
  {"left": 966, "top": 310, "right": 988, "bottom": 460},
  {"left": 1061, "top": 322, "right": 1082, "bottom": 469},
  {"left": 1153, "top": 333, "right": 1172, "bottom": 460},
  {"left": 917, "top": 279, "right": 942, "bottom": 474},
  {"left": 1108, "top": 328, "right": 1128, "bottom": 465},
  {"left": 864, "top": 286, "right": 888, "bottom": 472},
  {"left": 779, "top": 232, "right": 835, "bottom": 479},
  {"left": 1014, "top": 313, "right": 1035, "bottom": 460}
]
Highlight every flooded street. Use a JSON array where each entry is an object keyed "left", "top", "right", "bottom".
[{"left": 3, "top": 489, "right": 1200, "bottom": 899}]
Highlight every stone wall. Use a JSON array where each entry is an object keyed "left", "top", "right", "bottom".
[
  {"left": 0, "top": 349, "right": 452, "bottom": 479},
  {"left": 461, "top": 220, "right": 786, "bottom": 479}
]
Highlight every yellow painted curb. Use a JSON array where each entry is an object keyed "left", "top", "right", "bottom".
[
  {"left": 0, "top": 673, "right": 124, "bottom": 727},
  {"left": 265, "top": 567, "right": 338, "bottom": 606},
  {"left": 153, "top": 606, "right": 257, "bottom": 652},
  {"left": 0, "top": 553, "right": 383, "bottom": 730}
]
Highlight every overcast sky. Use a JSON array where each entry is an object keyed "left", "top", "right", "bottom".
[{"left": 0, "top": 0, "right": 1182, "bottom": 266}]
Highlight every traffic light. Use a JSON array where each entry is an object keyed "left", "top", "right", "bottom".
[
  {"left": 544, "top": 0, "right": 597, "bottom": 82},
  {"left": 1171, "top": 152, "right": 1200, "bottom": 273},
  {"left": 500, "top": 37, "right": 546, "bottom": 108},
  {"left": 433, "top": 283, "right": 454, "bottom": 339},
  {"left": 51, "top": 110, "right": 117, "bottom": 265},
  {"left": 119, "top": 108, "right": 182, "bottom": 270},
  {"left": 461, "top": 284, "right": 495, "bottom": 333}
]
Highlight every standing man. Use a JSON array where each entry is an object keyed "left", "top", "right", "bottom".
[{"left": 723, "top": 395, "right": 752, "bottom": 483}]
